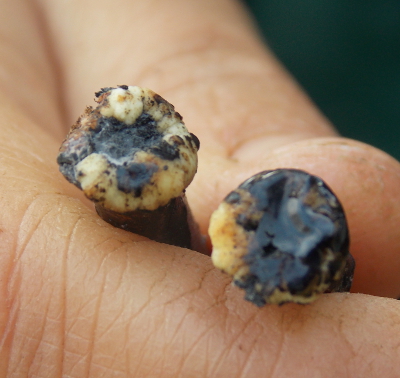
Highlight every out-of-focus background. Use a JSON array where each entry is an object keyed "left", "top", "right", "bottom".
[{"left": 245, "top": 0, "right": 400, "bottom": 161}]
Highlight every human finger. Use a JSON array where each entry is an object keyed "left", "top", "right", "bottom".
[
  {"left": 36, "top": 0, "right": 400, "bottom": 298},
  {"left": 0, "top": 0, "right": 64, "bottom": 139}
]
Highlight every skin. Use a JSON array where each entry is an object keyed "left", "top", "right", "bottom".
[{"left": 0, "top": 0, "right": 399, "bottom": 377}]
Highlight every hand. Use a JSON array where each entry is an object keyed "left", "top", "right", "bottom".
[{"left": 1, "top": 1, "right": 399, "bottom": 376}]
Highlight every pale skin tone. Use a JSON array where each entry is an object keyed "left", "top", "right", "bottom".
[{"left": 0, "top": 0, "right": 400, "bottom": 377}]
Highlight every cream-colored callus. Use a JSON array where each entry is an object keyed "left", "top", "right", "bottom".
[
  {"left": 209, "top": 190, "right": 262, "bottom": 277},
  {"left": 76, "top": 86, "right": 198, "bottom": 212},
  {"left": 99, "top": 86, "right": 187, "bottom": 133},
  {"left": 75, "top": 147, "right": 197, "bottom": 213},
  {"left": 209, "top": 202, "right": 248, "bottom": 276},
  {"left": 99, "top": 86, "right": 144, "bottom": 125},
  {"left": 75, "top": 153, "right": 127, "bottom": 210}
]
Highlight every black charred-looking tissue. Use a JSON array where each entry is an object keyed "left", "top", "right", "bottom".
[{"left": 227, "top": 169, "right": 354, "bottom": 306}]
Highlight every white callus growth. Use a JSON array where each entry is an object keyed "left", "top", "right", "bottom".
[{"left": 99, "top": 86, "right": 144, "bottom": 125}]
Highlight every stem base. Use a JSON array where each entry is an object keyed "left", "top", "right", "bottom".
[{"left": 95, "top": 195, "right": 207, "bottom": 254}]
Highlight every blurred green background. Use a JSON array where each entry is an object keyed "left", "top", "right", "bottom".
[{"left": 245, "top": 0, "right": 400, "bottom": 161}]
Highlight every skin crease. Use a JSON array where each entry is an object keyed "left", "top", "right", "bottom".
[{"left": 0, "top": 0, "right": 399, "bottom": 377}]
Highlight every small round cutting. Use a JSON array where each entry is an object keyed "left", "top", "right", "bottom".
[
  {"left": 209, "top": 169, "right": 354, "bottom": 306},
  {"left": 57, "top": 85, "right": 199, "bottom": 213}
]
